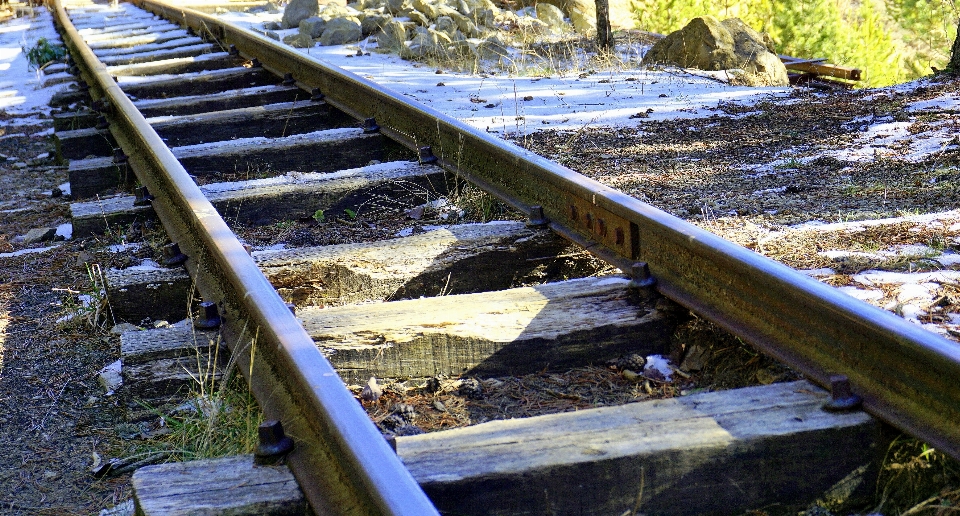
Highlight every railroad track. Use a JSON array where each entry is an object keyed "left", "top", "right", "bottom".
[{"left": 46, "top": 0, "right": 960, "bottom": 513}]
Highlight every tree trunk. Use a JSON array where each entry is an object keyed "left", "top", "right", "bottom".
[
  {"left": 595, "top": 0, "right": 612, "bottom": 52},
  {"left": 950, "top": 18, "right": 960, "bottom": 73}
]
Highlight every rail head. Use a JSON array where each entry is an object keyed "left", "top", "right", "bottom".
[
  {"left": 50, "top": 1, "right": 440, "bottom": 514},
  {"left": 128, "top": 0, "right": 960, "bottom": 460}
]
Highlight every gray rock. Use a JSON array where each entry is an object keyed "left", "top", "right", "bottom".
[
  {"left": 401, "top": 29, "right": 448, "bottom": 58},
  {"left": 402, "top": 7, "right": 430, "bottom": 26},
  {"left": 563, "top": 0, "right": 595, "bottom": 34},
  {"left": 360, "top": 13, "right": 391, "bottom": 35},
  {"left": 319, "top": 17, "right": 363, "bottom": 45},
  {"left": 435, "top": 15, "right": 456, "bottom": 35},
  {"left": 412, "top": 0, "right": 439, "bottom": 18},
  {"left": 265, "top": 30, "right": 281, "bottom": 40},
  {"left": 283, "top": 32, "right": 315, "bottom": 47},
  {"left": 641, "top": 16, "right": 789, "bottom": 86},
  {"left": 377, "top": 19, "right": 410, "bottom": 50},
  {"left": 262, "top": 20, "right": 281, "bottom": 30},
  {"left": 476, "top": 35, "right": 508, "bottom": 59},
  {"left": 385, "top": 0, "right": 406, "bottom": 14},
  {"left": 470, "top": 7, "right": 496, "bottom": 27},
  {"left": 535, "top": 2, "right": 565, "bottom": 29},
  {"left": 281, "top": 0, "right": 319, "bottom": 29},
  {"left": 299, "top": 16, "right": 327, "bottom": 38},
  {"left": 319, "top": 3, "right": 356, "bottom": 19},
  {"left": 23, "top": 227, "right": 56, "bottom": 244}
]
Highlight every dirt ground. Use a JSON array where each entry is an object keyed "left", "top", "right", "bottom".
[{"left": 0, "top": 120, "right": 136, "bottom": 513}]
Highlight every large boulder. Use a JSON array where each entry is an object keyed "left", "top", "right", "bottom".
[
  {"left": 563, "top": 0, "right": 595, "bottom": 34},
  {"left": 641, "top": 16, "right": 789, "bottom": 86},
  {"left": 320, "top": 16, "right": 363, "bottom": 45},
  {"left": 377, "top": 19, "right": 411, "bottom": 50},
  {"left": 360, "top": 12, "right": 392, "bottom": 35},
  {"left": 535, "top": 2, "right": 566, "bottom": 30},
  {"left": 281, "top": 0, "right": 319, "bottom": 29},
  {"left": 299, "top": 16, "right": 327, "bottom": 38}
]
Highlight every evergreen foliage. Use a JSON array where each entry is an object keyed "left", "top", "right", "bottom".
[{"left": 630, "top": 0, "right": 959, "bottom": 86}]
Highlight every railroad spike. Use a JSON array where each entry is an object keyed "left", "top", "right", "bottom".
[
  {"left": 228, "top": 44, "right": 239, "bottom": 56},
  {"left": 361, "top": 117, "right": 380, "bottom": 133},
  {"left": 418, "top": 146, "right": 437, "bottom": 164},
  {"left": 526, "top": 205, "right": 548, "bottom": 228},
  {"left": 823, "top": 375, "right": 862, "bottom": 412},
  {"left": 310, "top": 88, "right": 325, "bottom": 101},
  {"left": 282, "top": 73, "right": 296, "bottom": 86},
  {"left": 194, "top": 301, "right": 222, "bottom": 329},
  {"left": 162, "top": 242, "right": 188, "bottom": 267},
  {"left": 250, "top": 57, "right": 262, "bottom": 68},
  {"left": 133, "top": 186, "right": 154, "bottom": 206},
  {"left": 628, "top": 262, "right": 656, "bottom": 290},
  {"left": 254, "top": 420, "right": 294, "bottom": 465}
]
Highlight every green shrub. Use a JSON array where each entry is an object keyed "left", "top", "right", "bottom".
[
  {"left": 23, "top": 37, "right": 67, "bottom": 71},
  {"left": 630, "top": 0, "right": 959, "bottom": 86}
]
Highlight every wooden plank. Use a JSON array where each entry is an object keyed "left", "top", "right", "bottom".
[
  {"left": 71, "top": 160, "right": 439, "bottom": 235},
  {"left": 301, "top": 276, "right": 676, "bottom": 383},
  {"left": 399, "top": 380, "right": 881, "bottom": 515},
  {"left": 106, "top": 267, "right": 194, "bottom": 324},
  {"left": 107, "top": 52, "right": 244, "bottom": 76},
  {"left": 783, "top": 60, "right": 862, "bottom": 81},
  {"left": 78, "top": 25, "right": 174, "bottom": 43},
  {"left": 77, "top": 22, "right": 175, "bottom": 37},
  {"left": 118, "top": 66, "right": 278, "bottom": 99},
  {"left": 133, "top": 455, "right": 308, "bottom": 516},
  {"left": 257, "top": 221, "right": 570, "bottom": 307},
  {"left": 106, "top": 221, "right": 573, "bottom": 321},
  {"left": 122, "top": 319, "right": 219, "bottom": 365},
  {"left": 120, "top": 319, "right": 224, "bottom": 400},
  {"left": 68, "top": 127, "right": 400, "bottom": 199},
  {"left": 53, "top": 109, "right": 99, "bottom": 131},
  {"left": 49, "top": 87, "right": 89, "bottom": 108},
  {"left": 88, "top": 28, "right": 191, "bottom": 49},
  {"left": 117, "top": 275, "right": 674, "bottom": 391},
  {"left": 56, "top": 127, "right": 113, "bottom": 161},
  {"left": 134, "top": 84, "right": 306, "bottom": 117},
  {"left": 56, "top": 100, "right": 350, "bottom": 161},
  {"left": 93, "top": 36, "right": 206, "bottom": 59},
  {"left": 99, "top": 43, "right": 218, "bottom": 67}
]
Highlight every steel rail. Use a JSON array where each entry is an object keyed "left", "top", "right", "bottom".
[
  {"left": 130, "top": 0, "right": 960, "bottom": 459},
  {"left": 50, "top": 2, "right": 440, "bottom": 514}
]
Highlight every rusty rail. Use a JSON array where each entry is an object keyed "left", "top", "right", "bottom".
[
  {"left": 133, "top": 0, "right": 960, "bottom": 462},
  {"left": 50, "top": 1, "right": 440, "bottom": 514}
]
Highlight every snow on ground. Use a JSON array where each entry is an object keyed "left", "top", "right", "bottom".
[
  {"left": 0, "top": 8, "right": 66, "bottom": 123},
  {"left": 213, "top": 8, "right": 793, "bottom": 135}
]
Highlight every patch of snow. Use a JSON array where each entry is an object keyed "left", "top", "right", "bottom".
[
  {"left": 0, "top": 245, "right": 59, "bottom": 258},
  {"left": 56, "top": 222, "right": 72, "bottom": 240},
  {"left": 644, "top": 354, "right": 672, "bottom": 381},
  {"left": 395, "top": 227, "right": 414, "bottom": 237},
  {"left": 837, "top": 286, "right": 884, "bottom": 302},
  {"left": 0, "top": 7, "right": 65, "bottom": 120},
  {"left": 108, "top": 242, "right": 141, "bottom": 253},
  {"left": 210, "top": 10, "right": 792, "bottom": 135}
]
